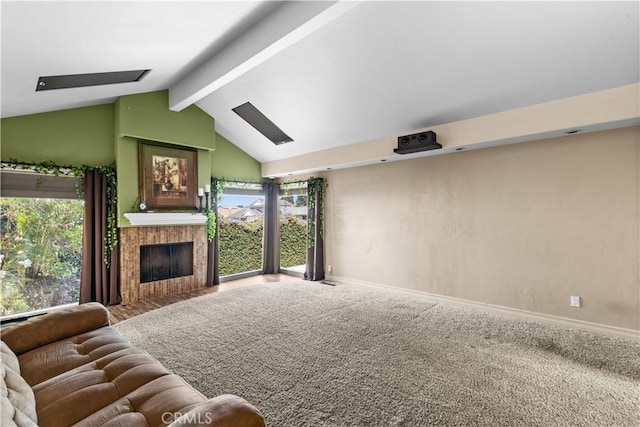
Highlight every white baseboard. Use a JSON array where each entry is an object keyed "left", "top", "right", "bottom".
[{"left": 327, "top": 275, "right": 639, "bottom": 341}]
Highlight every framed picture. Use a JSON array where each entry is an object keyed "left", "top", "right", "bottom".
[{"left": 139, "top": 141, "right": 198, "bottom": 210}]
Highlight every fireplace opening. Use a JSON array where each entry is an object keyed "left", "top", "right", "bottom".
[{"left": 140, "top": 242, "right": 194, "bottom": 283}]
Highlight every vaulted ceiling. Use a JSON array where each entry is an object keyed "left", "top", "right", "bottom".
[{"left": 2, "top": 1, "right": 639, "bottom": 168}]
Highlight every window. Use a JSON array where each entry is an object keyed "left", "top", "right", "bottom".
[
  {"left": 280, "top": 181, "right": 307, "bottom": 274},
  {"left": 217, "top": 182, "right": 265, "bottom": 277},
  {"left": 0, "top": 169, "right": 83, "bottom": 318}
]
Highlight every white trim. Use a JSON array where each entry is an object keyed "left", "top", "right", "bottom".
[
  {"left": 327, "top": 275, "right": 639, "bottom": 341},
  {"left": 124, "top": 212, "right": 207, "bottom": 226}
]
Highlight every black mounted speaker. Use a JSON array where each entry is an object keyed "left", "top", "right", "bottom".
[{"left": 394, "top": 130, "right": 441, "bottom": 155}]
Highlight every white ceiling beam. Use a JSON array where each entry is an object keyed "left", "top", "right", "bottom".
[{"left": 169, "top": 1, "right": 361, "bottom": 112}]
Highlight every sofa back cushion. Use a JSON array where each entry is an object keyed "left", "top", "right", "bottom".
[
  {"left": 1, "top": 341, "right": 37, "bottom": 426},
  {"left": 2, "top": 302, "right": 110, "bottom": 355}
]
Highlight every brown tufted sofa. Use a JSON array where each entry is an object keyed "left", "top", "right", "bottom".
[{"left": 1, "top": 302, "right": 266, "bottom": 427}]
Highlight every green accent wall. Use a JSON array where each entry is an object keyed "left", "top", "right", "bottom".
[
  {"left": 116, "top": 90, "right": 215, "bottom": 150},
  {"left": 212, "top": 132, "right": 262, "bottom": 181},
  {"left": 114, "top": 135, "right": 139, "bottom": 216},
  {"left": 115, "top": 91, "right": 217, "bottom": 226},
  {"left": 1, "top": 90, "right": 263, "bottom": 227},
  {"left": 1, "top": 104, "right": 114, "bottom": 166}
]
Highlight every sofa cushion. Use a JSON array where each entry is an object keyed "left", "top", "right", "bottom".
[
  {"left": 31, "top": 347, "right": 212, "bottom": 427},
  {"left": 17, "top": 326, "right": 131, "bottom": 386},
  {"left": 2, "top": 302, "right": 110, "bottom": 356},
  {"left": 16, "top": 326, "right": 241, "bottom": 427},
  {"left": 1, "top": 342, "right": 37, "bottom": 426}
]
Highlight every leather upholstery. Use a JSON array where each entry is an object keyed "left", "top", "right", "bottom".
[
  {"left": 2, "top": 302, "right": 110, "bottom": 355},
  {"left": 1, "top": 303, "right": 265, "bottom": 427}
]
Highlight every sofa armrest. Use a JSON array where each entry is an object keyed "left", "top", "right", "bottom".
[
  {"left": 1, "top": 302, "right": 110, "bottom": 355},
  {"left": 168, "top": 394, "right": 266, "bottom": 427}
]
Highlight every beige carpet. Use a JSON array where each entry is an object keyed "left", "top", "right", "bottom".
[{"left": 116, "top": 281, "right": 640, "bottom": 427}]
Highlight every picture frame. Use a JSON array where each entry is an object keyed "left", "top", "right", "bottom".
[{"left": 139, "top": 141, "right": 198, "bottom": 210}]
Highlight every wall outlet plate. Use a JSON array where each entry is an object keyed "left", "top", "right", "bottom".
[{"left": 570, "top": 295, "right": 581, "bottom": 307}]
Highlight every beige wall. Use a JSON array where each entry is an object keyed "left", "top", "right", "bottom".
[{"left": 324, "top": 126, "right": 639, "bottom": 330}]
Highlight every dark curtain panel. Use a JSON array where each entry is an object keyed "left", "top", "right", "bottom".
[
  {"left": 80, "top": 169, "right": 120, "bottom": 305},
  {"left": 262, "top": 182, "right": 280, "bottom": 274},
  {"left": 207, "top": 184, "right": 220, "bottom": 286},
  {"left": 304, "top": 178, "right": 325, "bottom": 281}
]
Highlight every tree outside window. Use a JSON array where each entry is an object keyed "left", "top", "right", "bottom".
[{"left": 0, "top": 198, "right": 83, "bottom": 316}]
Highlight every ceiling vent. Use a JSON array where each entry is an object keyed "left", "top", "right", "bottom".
[
  {"left": 36, "top": 69, "right": 150, "bottom": 91},
  {"left": 232, "top": 102, "right": 293, "bottom": 145}
]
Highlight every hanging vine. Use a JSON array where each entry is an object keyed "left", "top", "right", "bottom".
[
  {"left": 306, "top": 176, "right": 326, "bottom": 249},
  {"left": 101, "top": 167, "right": 118, "bottom": 267},
  {"left": 204, "top": 177, "right": 227, "bottom": 241},
  {"left": 1, "top": 159, "right": 118, "bottom": 267},
  {"left": 213, "top": 177, "right": 227, "bottom": 200},
  {"left": 280, "top": 181, "right": 295, "bottom": 198},
  {"left": 204, "top": 208, "right": 216, "bottom": 243}
]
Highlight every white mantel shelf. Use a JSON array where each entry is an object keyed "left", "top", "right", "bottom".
[{"left": 124, "top": 212, "right": 207, "bottom": 226}]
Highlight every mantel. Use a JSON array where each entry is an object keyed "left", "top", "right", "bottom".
[{"left": 124, "top": 212, "right": 207, "bottom": 226}]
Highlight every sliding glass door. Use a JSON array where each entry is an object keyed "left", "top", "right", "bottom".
[
  {"left": 217, "top": 182, "right": 265, "bottom": 279},
  {"left": 279, "top": 181, "right": 307, "bottom": 275}
]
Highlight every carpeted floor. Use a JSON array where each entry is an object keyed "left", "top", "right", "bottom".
[{"left": 115, "top": 281, "right": 640, "bottom": 427}]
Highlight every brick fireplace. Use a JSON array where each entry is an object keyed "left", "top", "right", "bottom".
[{"left": 119, "top": 224, "right": 207, "bottom": 304}]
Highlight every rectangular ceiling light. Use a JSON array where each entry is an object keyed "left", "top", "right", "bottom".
[
  {"left": 232, "top": 102, "right": 293, "bottom": 145},
  {"left": 36, "top": 69, "right": 150, "bottom": 91}
]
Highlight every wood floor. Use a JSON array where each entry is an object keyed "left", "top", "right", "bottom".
[{"left": 108, "top": 274, "right": 300, "bottom": 324}]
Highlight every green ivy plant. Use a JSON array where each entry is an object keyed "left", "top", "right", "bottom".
[
  {"left": 280, "top": 181, "right": 294, "bottom": 198},
  {"left": 1, "top": 159, "right": 118, "bottom": 267},
  {"left": 204, "top": 208, "right": 215, "bottom": 243},
  {"left": 204, "top": 177, "right": 227, "bottom": 241},
  {"left": 212, "top": 177, "right": 227, "bottom": 201},
  {"left": 306, "top": 176, "right": 326, "bottom": 249}
]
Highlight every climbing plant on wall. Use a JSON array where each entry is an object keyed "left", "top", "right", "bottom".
[
  {"left": 204, "top": 177, "right": 227, "bottom": 242},
  {"left": 306, "top": 176, "right": 326, "bottom": 249}
]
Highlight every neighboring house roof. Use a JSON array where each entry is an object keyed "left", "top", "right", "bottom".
[
  {"left": 218, "top": 207, "right": 241, "bottom": 219},
  {"left": 227, "top": 207, "right": 263, "bottom": 221},
  {"left": 249, "top": 199, "right": 264, "bottom": 213}
]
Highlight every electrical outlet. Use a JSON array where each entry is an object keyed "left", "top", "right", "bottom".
[
  {"left": 327, "top": 265, "right": 332, "bottom": 273},
  {"left": 570, "top": 296, "right": 581, "bottom": 308}
]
